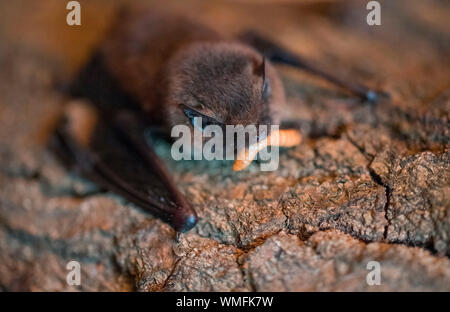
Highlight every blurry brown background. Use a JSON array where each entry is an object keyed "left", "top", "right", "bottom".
[{"left": 0, "top": 0, "right": 449, "bottom": 291}]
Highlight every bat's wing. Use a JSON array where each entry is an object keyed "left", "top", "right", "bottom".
[
  {"left": 50, "top": 103, "right": 197, "bottom": 233},
  {"left": 239, "top": 31, "right": 389, "bottom": 102}
]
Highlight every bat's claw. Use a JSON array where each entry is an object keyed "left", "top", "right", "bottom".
[{"left": 172, "top": 207, "right": 198, "bottom": 233}]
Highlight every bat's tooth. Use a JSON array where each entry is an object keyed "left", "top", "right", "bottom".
[{"left": 65, "top": 100, "right": 99, "bottom": 147}]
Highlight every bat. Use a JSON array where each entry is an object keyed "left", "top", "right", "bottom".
[{"left": 52, "top": 7, "right": 385, "bottom": 235}]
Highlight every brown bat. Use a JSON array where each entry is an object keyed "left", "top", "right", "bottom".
[{"left": 52, "top": 7, "right": 385, "bottom": 235}]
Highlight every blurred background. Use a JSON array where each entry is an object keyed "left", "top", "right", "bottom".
[{"left": 1, "top": 0, "right": 448, "bottom": 79}]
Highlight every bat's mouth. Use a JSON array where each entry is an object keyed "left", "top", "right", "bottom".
[{"left": 233, "top": 129, "right": 302, "bottom": 171}]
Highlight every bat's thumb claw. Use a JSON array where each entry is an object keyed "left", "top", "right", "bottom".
[{"left": 172, "top": 208, "right": 198, "bottom": 233}]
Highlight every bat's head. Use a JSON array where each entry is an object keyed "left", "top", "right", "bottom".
[{"left": 166, "top": 42, "right": 285, "bottom": 137}]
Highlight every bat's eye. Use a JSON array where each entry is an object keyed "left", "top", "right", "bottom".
[
  {"left": 190, "top": 116, "right": 214, "bottom": 132},
  {"left": 181, "top": 104, "right": 222, "bottom": 132}
]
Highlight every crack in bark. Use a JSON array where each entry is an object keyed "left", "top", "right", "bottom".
[
  {"left": 161, "top": 257, "right": 181, "bottom": 291},
  {"left": 345, "top": 135, "right": 392, "bottom": 240},
  {"left": 236, "top": 251, "right": 256, "bottom": 292},
  {"left": 367, "top": 166, "right": 391, "bottom": 240}
]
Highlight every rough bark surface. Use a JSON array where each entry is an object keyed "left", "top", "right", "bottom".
[{"left": 0, "top": 0, "right": 449, "bottom": 291}]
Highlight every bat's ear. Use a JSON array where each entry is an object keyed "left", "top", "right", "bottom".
[
  {"left": 255, "top": 56, "right": 272, "bottom": 101},
  {"left": 180, "top": 104, "right": 223, "bottom": 130}
]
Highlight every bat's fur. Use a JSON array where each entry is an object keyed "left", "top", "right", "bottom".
[{"left": 98, "top": 7, "right": 284, "bottom": 132}]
